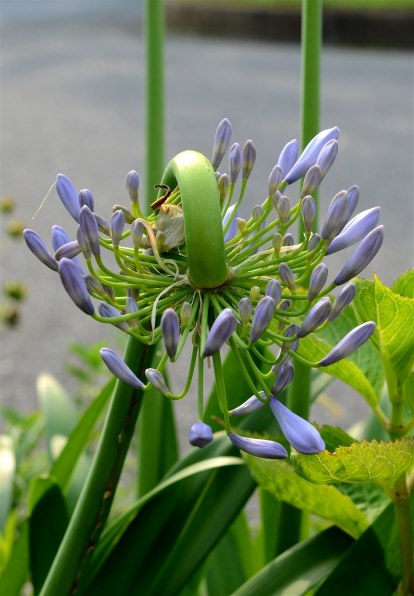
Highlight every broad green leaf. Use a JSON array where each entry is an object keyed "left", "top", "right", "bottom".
[
  {"left": 0, "top": 435, "right": 15, "bottom": 532},
  {"left": 233, "top": 526, "right": 353, "bottom": 596},
  {"left": 0, "top": 520, "right": 29, "bottom": 595},
  {"left": 320, "top": 425, "right": 356, "bottom": 451},
  {"left": 392, "top": 269, "right": 414, "bottom": 298},
  {"left": 403, "top": 371, "right": 414, "bottom": 415},
  {"left": 335, "top": 482, "right": 390, "bottom": 523},
  {"left": 244, "top": 456, "right": 368, "bottom": 538},
  {"left": 293, "top": 437, "right": 414, "bottom": 486}
]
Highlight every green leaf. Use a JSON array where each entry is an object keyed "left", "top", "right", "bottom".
[
  {"left": 293, "top": 437, "right": 414, "bottom": 486},
  {"left": 392, "top": 269, "right": 414, "bottom": 298},
  {"left": 244, "top": 456, "right": 368, "bottom": 538},
  {"left": 0, "top": 520, "right": 29, "bottom": 595},
  {"left": 403, "top": 371, "right": 414, "bottom": 415},
  {"left": 233, "top": 526, "right": 353, "bottom": 596},
  {"left": 0, "top": 435, "right": 15, "bottom": 532}
]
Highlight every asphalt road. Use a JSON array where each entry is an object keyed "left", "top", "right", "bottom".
[{"left": 1, "top": 3, "right": 413, "bottom": 444}]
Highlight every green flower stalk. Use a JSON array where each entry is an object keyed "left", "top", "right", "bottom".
[{"left": 25, "top": 118, "right": 382, "bottom": 458}]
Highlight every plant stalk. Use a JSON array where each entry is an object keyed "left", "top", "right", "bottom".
[{"left": 392, "top": 473, "right": 414, "bottom": 594}]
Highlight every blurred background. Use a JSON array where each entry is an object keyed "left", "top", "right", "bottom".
[{"left": 1, "top": 0, "right": 413, "bottom": 439}]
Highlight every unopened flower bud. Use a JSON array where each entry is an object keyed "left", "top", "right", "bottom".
[
  {"left": 283, "top": 233, "right": 294, "bottom": 247},
  {"left": 265, "top": 279, "right": 282, "bottom": 304},
  {"left": 100, "top": 347, "right": 144, "bottom": 389},
  {"left": 125, "top": 296, "right": 139, "bottom": 326},
  {"left": 59, "top": 258, "right": 94, "bottom": 314},
  {"left": 94, "top": 213, "right": 110, "bottom": 236},
  {"left": 79, "top": 189, "right": 94, "bottom": 211},
  {"left": 229, "top": 142, "right": 242, "bottom": 183},
  {"left": 131, "top": 220, "right": 145, "bottom": 248},
  {"left": 326, "top": 207, "right": 381, "bottom": 255},
  {"left": 316, "top": 139, "right": 338, "bottom": 177},
  {"left": 54, "top": 240, "right": 81, "bottom": 261},
  {"left": 301, "top": 164, "right": 322, "bottom": 197},
  {"left": 51, "top": 225, "right": 71, "bottom": 251},
  {"left": 212, "top": 118, "right": 232, "bottom": 170},
  {"left": 110, "top": 210, "right": 126, "bottom": 248},
  {"left": 271, "top": 361, "right": 295, "bottom": 396},
  {"left": 126, "top": 170, "right": 139, "bottom": 204},
  {"left": 237, "top": 218, "right": 247, "bottom": 233},
  {"left": 229, "top": 433, "right": 288, "bottom": 459},
  {"left": 56, "top": 173, "right": 81, "bottom": 222},
  {"left": 284, "top": 127, "right": 339, "bottom": 184},
  {"left": 268, "top": 165, "right": 283, "bottom": 197},
  {"left": 277, "top": 139, "right": 298, "bottom": 180},
  {"left": 308, "top": 233, "right": 321, "bottom": 251},
  {"left": 301, "top": 195, "right": 316, "bottom": 233},
  {"left": 238, "top": 297, "right": 252, "bottom": 325},
  {"left": 272, "top": 232, "right": 283, "bottom": 256},
  {"left": 250, "top": 296, "right": 275, "bottom": 343},
  {"left": 112, "top": 204, "right": 134, "bottom": 224},
  {"left": 76, "top": 226, "right": 91, "bottom": 259},
  {"left": 98, "top": 303, "right": 129, "bottom": 331},
  {"left": 203, "top": 308, "right": 238, "bottom": 357},
  {"left": 79, "top": 205, "right": 100, "bottom": 257},
  {"left": 180, "top": 301, "right": 192, "bottom": 326},
  {"left": 270, "top": 397, "right": 325, "bottom": 454},
  {"left": 334, "top": 226, "right": 384, "bottom": 286},
  {"left": 279, "top": 299, "right": 292, "bottom": 312},
  {"left": 250, "top": 286, "right": 261, "bottom": 302},
  {"left": 344, "top": 185, "right": 360, "bottom": 222},
  {"left": 23, "top": 229, "right": 58, "bottom": 271},
  {"left": 145, "top": 368, "right": 170, "bottom": 395},
  {"left": 297, "top": 297, "right": 332, "bottom": 338},
  {"left": 319, "top": 321, "right": 376, "bottom": 366},
  {"left": 217, "top": 173, "right": 230, "bottom": 202},
  {"left": 189, "top": 421, "right": 214, "bottom": 448},
  {"left": 281, "top": 323, "right": 300, "bottom": 353},
  {"left": 161, "top": 308, "right": 180, "bottom": 359},
  {"left": 328, "top": 282, "right": 355, "bottom": 321},
  {"left": 277, "top": 196, "right": 290, "bottom": 224},
  {"left": 321, "top": 190, "right": 349, "bottom": 242},
  {"left": 84, "top": 274, "right": 106, "bottom": 298},
  {"left": 307, "top": 263, "right": 328, "bottom": 301},
  {"left": 242, "top": 140, "right": 256, "bottom": 180},
  {"left": 229, "top": 392, "right": 266, "bottom": 416},
  {"left": 278, "top": 262, "right": 296, "bottom": 292},
  {"left": 252, "top": 205, "right": 263, "bottom": 221},
  {"left": 223, "top": 205, "right": 238, "bottom": 242}
]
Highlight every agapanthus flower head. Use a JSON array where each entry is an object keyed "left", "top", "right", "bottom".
[{"left": 26, "top": 119, "right": 381, "bottom": 458}]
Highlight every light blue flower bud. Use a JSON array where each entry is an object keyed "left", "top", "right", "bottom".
[
  {"left": 229, "top": 432, "right": 288, "bottom": 459},
  {"left": 229, "top": 142, "right": 242, "bottom": 184},
  {"left": 283, "top": 233, "right": 294, "bottom": 247},
  {"left": 145, "top": 368, "right": 170, "bottom": 395},
  {"left": 321, "top": 190, "right": 349, "bottom": 242},
  {"left": 301, "top": 165, "right": 322, "bottom": 197},
  {"left": 51, "top": 225, "right": 71, "bottom": 251},
  {"left": 94, "top": 213, "right": 110, "bottom": 236},
  {"left": 328, "top": 282, "right": 355, "bottom": 321},
  {"left": 84, "top": 275, "right": 106, "bottom": 298},
  {"left": 79, "top": 189, "right": 94, "bottom": 211},
  {"left": 223, "top": 204, "right": 239, "bottom": 242},
  {"left": 308, "top": 233, "right": 321, "bottom": 251},
  {"left": 54, "top": 240, "right": 82, "bottom": 261},
  {"left": 100, "top": 347, "right": 144, "bottom": 389},
  {"left": 319, "top": 321, "right": 376, "bottom": 366},
  {"left": 326, "top": 207, "right": 381, "bottom": 255},
  {"left": 131, "top": 220, "right": 145, "bottom": 248},
  {"left": 79, "top": 205, "right": 100, "bottom": 257},
  {"left": 126, "top": 170, "right": 139, "bottom": 204},
  {"left": 217, "top": 173, "right": 230, "bottom": 202},
  {"left": 316, "top": 139, "right": 338, "bottom": 177},
  {"left": 77, "top": 225, "right": 91, "bottom": 259},
  {"left": 252, "top": 205, "right": 263, "bottom": 221},
  {"left": 250, "top": 296, "right": 275, "bottom": 343},
  {"left": 265, "top": 279, "right": 282, "bottom": 304},
  {"left": 279, "top": 299, "right": 292, "bottom": 312},
  {"left": 272, "top": 190, "right": 281, "bottom": 210},
  {"left": 281, "top": 324, "right": 300, "bottom": 354},
  {"left": 56, "top": 173, "right": 81, "bottom": 222},
  {"left": 277, "top": 196, "right": 290, "bottom": 224},
  {"left": 212, "top": 118, "right": 232, "bottom": 170},
  {"left": 268, "top": 165, "right": 283, "bottom": 197},
  {"left": 344, "top": 185, "right": 359, "bottom": 222},
  {"left": 112, "top": 204, "right": 134, "bottom": 224},
  {"left": 229, "top": 392, "right": 266, "bottom": 417},
  {"left": 297, "top": 297, "right": 332, "bottom": 338},
  {"left": 23, "top": 228, "right": 58, "bottom": 271},
  {"left": 59, "top": 258, "right": 94, "bottom": 314},
  {"left": 278, "top": 262, "right": 296, "bottom": 292},
  {"left": 238, "top": 297, "right": 252, "bottom": 325},
  {"left": 180, "top": 301, "right": 192, "bottom": 326},
  {"left": 277, "top": 139, "right": 298, "bottom": 179},
  {"left": 269, "top": 398, "right": 325, "bottom": 454},
  {"left": 307, "top": 263, "right": 328, "bottom": 301},
  {"left": 271, "top": 361, "right": 295, "bottom": 396},
  {"left": 242, "top": 140, "right": 256, "bottom": 180},
  {"left": 334, "top": 226, "right": 384, "bottom": 286},
  {"left": 98, "top": 303, "right": 129, "bottom": 331},
  {"left": 161, "top": 308, "right": 180, "bottom": 359},
  {"left": 301, "top": 195, "right": 316, "bottom": 233},
  {"left": 284, "top": 127, "right": 339, "bottom": 184},
  {"left": 189, "top": 421, "right": 214, "bottom": 448},
  {"left": 203, "top": 308, "right": 238, "bottom": 357},
  {"left": 126, "top": 296, "right": 139, "bottom": 326},
  {"left": 110, "top": 209, "right": 126, "bottom": 248}
]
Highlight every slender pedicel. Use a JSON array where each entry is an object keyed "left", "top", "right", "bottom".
[
  {"left": 189, "top": 421, "right": 214, "bottom": 447},
  {"left": 229, "top": 433, "right": 288, "bottom": 459},
  {"left": 269, "top": 397, "right": 325, "bottom": 454},
  {"left": 319, "top": 322, "right": 376, "bottom": 366},
  {"left": 100, "top": 347, "right": 144, "bottom": 389}
]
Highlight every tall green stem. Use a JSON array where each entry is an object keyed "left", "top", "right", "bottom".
[
  {"left": 40, "top": 338, "right": 154, "bottom": 596},
  {"left": 392, "top": 474, "right": 414, "bottom": 594}
]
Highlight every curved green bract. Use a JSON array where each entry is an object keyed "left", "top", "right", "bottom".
[{"left": 161, "top": 150, "right": 228, "bottom": 289}]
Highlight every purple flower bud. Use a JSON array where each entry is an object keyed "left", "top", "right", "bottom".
[
  {"left": 269, "top": 398, "right": 325, "bottom": 454},
  {"left": 284, "top": 127, "right": 339, "bottom": 184},
  {"left": 161, "top": 308, "right": 180, "bottom": 359},
  {"left": 76, "top": 225, "right": 91, "bottom": 259},
  {"left": 229, "top": 392, "right": 266, "bottom": 417},
  {"left": 250, "top": 296, "right": 275, "bottom": 343},
  {"left": 334, "top": 226, "right": 384, "bottom": 286},
  {"left": 79, "top": 205, "right": 100, "bottom": 257},
  {"left": 212, "top": 118, "right": 232, "bottom": 170},
  {"left": 265, "top": 279, "right": 282, "bottom": 304},
  {"left": 328, "top": 282, "right": 356, "bottom": 321},
  {"left": 110, "top": 210, "right": 126, "bottom": 248},
  {"left": 283, "top": 233, "right": 294, "bottom": 247},
  {"left": 297, "top": 297, "right": 332, "bottom": 338},
  {"left": 98, "top": 303, "right": 129, "bottom": 331},
  {"left": 23, "top": 229, "right": 58, "bottom": 271},
  {"left": 277, "top": 196, "right": 290, "bottom": 224},
  {"left": 278, "top": 262, "right": 296, "bottom": 292},
  {"left": 268, "top": 165, "right": 283, "bottom": 197},
  {"left": 321, "top": 190, "right": 349, "bottom": 242},
  {"left": 319, "top": 321, "right": 376, "bottom": 366},
  {"left": 271, "top": 361, "right": 295, "bottom": 396},
  {"left": 308, "top": 233, "right": 321, "bottom": 251},
  {"left": 223, "top": 205, "right": 239, "bottom": 242},
  {"left": 54, "top": 240, "right": 82, "bottom": 261},
  {"left": 229, "top": 433, "right": 288, "bottom": 459},
  {"left": 59, "top": 258, "right": 94, "bottom": 314},
  {"left": 279, "top": 299, "right": 292, "bottom": 312},
  {"left": 307, "top": 263, "right": 328, "bottom": 301},
  {"left": 126, "top": 170, "right": 139, "bottom": 204},
  {"left": 126, "top": 296, "right": 139, "bottom": 314},
  {"left": 145, "top": 368, "right": 170, "bottom": 395},
  {"left": 100, "top": 347, "right": 144, "bottom": 389},
  {"left": 326, "top": 207, "right": 381, "bottom": 255},
  {"left": 242, "top": 140, "right": 256, "bottom": 180},
  {"left": 51, "top": 225, "right": 71, "bottom": 251},
  {"left": 301, "top": 165, "right": 323, "bottom": 197},
  {"left": 281, "top": 324, "right": 300, "bottom": 354},
  {"left": 94, "top": 213, "right": 110, "bottom": 236},
  {"left": 131, "top": 220, "right": 145, "bottom": 248},
  {"left": 84, "top": 274, "right": 106, "bottom": 298},
  {"left": 79, "top": 189, "right": 94, "bottom": 211},
  {"left": 56, "top": 174, "right": 81, "bottom": 222},
  {"left": 343, "top": 185, "right": 359, "bottom": 220},
  {"left": 229, "top": 143, "right": 242, "bottom": 183},
  {"left": 189, "top": 421, "right": 214, "bottom": 448},
  {"left": 301, "top": 196, "right": 316, "bottom": 233},
  {"left": 238, "top": 297, "right": 252, "bottom": 325},
  {"left": 252, "top": 205, "right": 263, "bottom": 221},
  {"left": 277, "top": 139, "right": 299, "bottom": 179},
  {"left": 203, "top": 308, "right": 238, "bottom": 357},
  {"left": 316, "top": 139, "right": 338, "bottom": 177},
  {"left": 217, "top": 173, "right": 230, "bottom": 202}
]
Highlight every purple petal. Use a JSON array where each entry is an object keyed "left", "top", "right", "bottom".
[
  {"left": 23, "top": 228, "right": 58, "bottom": 271},
  {"left": 212, "top": 118, "right": 232, "bottom": 170},
  {"left": 110, "top": 209, "right": 126, "bottom": 248},
  {"left": 229, "top": 142, "right": 242, "bottom": 183},
  {"left": 297, "top": 297, "right": 332, "bottom": 338},
  {"left": 242, "top": 140, "right": 256, "bottom": 180},
  {"left": 59, "top": 258, "right": 94, "bottom": 314},
  {"left": 79, "top": 205, "right": 100, "bottom": 257},
  {"left": 284, "top": 127, "right": 339, "bottom": 184},
  {"left": 271, "top": 361, "right": 295, "bottom": 396},
  {"left": 56, "top": 174, "right": 81, "bottom": 222},
  {"left": 203, "top": 308, "right": 238, "bottom": 357},
  {"left": 277, "top": 139, "right": 299, "bottom": 179},
  {"left": 250, "top": 296, "right": 275, "bottom": 343},
  {"left": 319, "top": 322, "right": 376, "bottom": 366},
  {"left": 270, "top": 397, "right": 325, "bottom": 454},
  {"left": 161, "top": 308, "right": 180, "bottom": 359},
  {"left": 326, "top": 207, "right": 381, "bottom": 255},
  {"left": 229, "top": 433, "right": 288, "bottom": 459},
  {"left": 307, "top": 263, "right": 328, "bottom": 301},
  {"left": 100, "top": 347, "right": 144, "bottom": 389},
  {"left": 229, "top": 393, "right": 267, "bottom": 417},
  {"left": 145, "top": 368, "right": 170, "bottom": 395},
  {"left": 334, "top": 226, "right": 384, "bottom": 286},
  {"left": 126, "top": 170, "right": 140, "bottom": 204},
  {"left": 328, "top": 282, "right": 356, "bottom": 321}
]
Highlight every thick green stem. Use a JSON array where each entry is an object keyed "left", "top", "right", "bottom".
[
  {"left": 392, "top": 474, "right": 414, "bottom": 594},
  {"left": 40, "top": 337, "right": 154, "bottom": 596}
]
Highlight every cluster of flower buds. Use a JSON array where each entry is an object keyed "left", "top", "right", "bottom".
[{"left": 24, "top": 118, "right": 382, "bottom": 459}]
